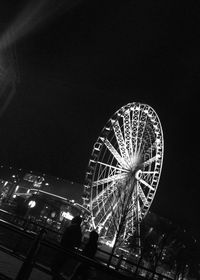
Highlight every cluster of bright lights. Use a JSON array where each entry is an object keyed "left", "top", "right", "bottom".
[{"left": 61, "top": 211, "right": 74, "bottom": 220}]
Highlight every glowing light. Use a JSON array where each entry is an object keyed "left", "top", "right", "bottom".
[
  {"left": 105, "top": 240, "right": 115, "bottom": 248},
  {"left": 28, "top": 200, "right": 36, "bottom": 208},
  {"left": 61, "top": 211, "right": 74, "bottom": 220},
  {"left": 51, "top": 212, "right": 56, "bottom": 218}
]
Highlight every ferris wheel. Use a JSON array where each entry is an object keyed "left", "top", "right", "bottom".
[{"left": 83, "top": 102, "right": 164, "bottom": 245}]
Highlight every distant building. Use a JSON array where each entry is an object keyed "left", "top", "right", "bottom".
[
  {"left": 0, "top": 165, "right": 88, "bottom": 233},
  {"left": 0, "top": 164, "right": 83, "bottom": 203}
]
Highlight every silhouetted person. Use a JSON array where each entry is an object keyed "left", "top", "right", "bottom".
[
  {"left": 13, "top": 196, "right": 28, "bottom": 225},
  {"left": 70, "top": 230, "right": 99, "bottom": 280},
  {"left": 52, "top": 215, "right": 82, "bottom": 280},
  {"left": 15, "top": 196, "right": 28, "bottom": 217}
]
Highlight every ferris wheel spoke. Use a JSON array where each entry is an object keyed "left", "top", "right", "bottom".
[
  {"left": 112, "top": 120, "right": 130, "bottom": 162},
  {"left": 145, "top": 140, "right": 157, "bottom": 154},
  {"left": 137, "top": 178, "right": 155, "bottom": 191},
  {"left": 138, "top": 182, "right": 149, "bottom": 206},
  {"left": 131, "top": 105, "right": 140, "bottom": 154},
  {"left": 94, "top": 196, "right": 119, "bottom": 226},
  {"left": 136, "top": 199, "right": 142, "bottom": 221},
  {"left": 97, "top": 203, "right": 122, "bottom": 237},
  {"left": 123, "top": 110, "right": 133, "bottom": 157},
  {"left": 102, "top": 138, "right": 129, "bottom": 168},
  {"left": 134, "top": 117, "right": 141, "bottom": 154},
  {"left": 94, "top": 180, "right": 128, "bottom": 213},
  {"left": 137, "top": 121, "right": 148, "bottom": 155},
  {"left": 94, "top": 205, "right": 112, "bottom": 228},
  {"left": 141, "top": 171, "right": 159, "bottom": 175},
  {"left": 97, "top": 211, "right": 112, "bottom": 230},
  {"left": 92, "top": 173, "right": 127, "bottom": 187},
  {"left": 96, "top": 161, "right": 128, "bottom": 172},
  {"left": 92, "top": 183, "right": 117, "bottom": 206},
  {"left": 91, "top": 179, "right": 124, "bottom": 208},
  {"left": 143, "top": 155, "right": 159, "bottom": 166},
  {"left": 141, "top": 138, "right": 160, "bottom": 159}
]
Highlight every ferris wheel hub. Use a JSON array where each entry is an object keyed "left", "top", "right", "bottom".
[{"left": 135, "top": 169, "right": 142, "bottom": 180}]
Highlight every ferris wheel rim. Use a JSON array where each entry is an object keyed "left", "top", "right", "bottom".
[{"left": 83, "top": 102, "right": 164, "bottom": 240}]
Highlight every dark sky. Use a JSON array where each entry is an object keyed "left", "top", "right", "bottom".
[{"left": 0, "top": 1, "right": 199, "bottom": 239}]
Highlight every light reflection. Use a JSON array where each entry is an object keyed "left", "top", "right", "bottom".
[{"left": 0, "top": 0, "right": 80, "bottom": 116}]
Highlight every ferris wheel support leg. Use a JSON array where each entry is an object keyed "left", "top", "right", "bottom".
[
  {"left": 134, "top": 217, "right": 143, "bottom": 277},
  {"left": 135, "top": 184, "right": 141, "bottom": 257},
  {"left": 136, "top": 221, "right": 141, "bottom": 256}
]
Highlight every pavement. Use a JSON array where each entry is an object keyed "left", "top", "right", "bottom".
[
  {"left": 0, "top": 250, "right": 52, "bottom": 280},
  {"left": 0, "top": 250, "right": 122, "bottom": 280}
]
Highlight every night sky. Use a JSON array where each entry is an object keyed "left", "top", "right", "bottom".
[{"left": 0, "top": 1, "right": 199, "bottom": 239}]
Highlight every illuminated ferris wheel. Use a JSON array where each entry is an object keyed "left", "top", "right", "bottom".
[{"left": 83, "top": 102, "right": 164, "bottom": 245}]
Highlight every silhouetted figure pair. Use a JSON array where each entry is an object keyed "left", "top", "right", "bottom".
[
  {"left": 51, "top": 216, "right": 82, "bottom": 280},
  {"left": 70, "top": 230, "right": 99, "bottom": 280}
]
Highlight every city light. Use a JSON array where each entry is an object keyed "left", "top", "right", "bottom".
[
  {"left": 28, "top": 200, "right": 36, "bottom": 208},
  {"left": 61, "top": 211, "right": 74, "bottom": 220}
]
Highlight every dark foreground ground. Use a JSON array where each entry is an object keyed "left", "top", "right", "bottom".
[
  {"left": 0, "top": 250, "right": 51, "bottom": 280},
  {"left": 0, "top": 249, "right": 136, "bottom": 280}
]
